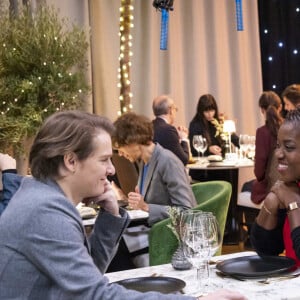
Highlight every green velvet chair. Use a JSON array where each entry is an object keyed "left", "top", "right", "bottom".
[{"left": 148, "top": 180, "right": 232, "bottom": 266}]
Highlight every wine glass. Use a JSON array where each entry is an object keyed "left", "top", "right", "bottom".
[
  {"left": 201, "top": 213, "right": 221, "bottom": 270},
  {"left": 239, "top": 134, "right": 250, "bottom": 160},
  {"left": 180, "top": 211, "right": 219, "bottom": 289},
  {"left": 248, "top": 135, "right": 256, "bottom": 160},
  {"left": 199, "top": 137, "right": 208, "bottom": 159},
  {"left": 192, "top": 135, "right": 203, "bottom": 162},
  {"left": 193, "top": 135, "right": 208, "bottom": 163}
]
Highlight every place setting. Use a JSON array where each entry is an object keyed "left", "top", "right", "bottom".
[
  {"left": 215, "top": 255, "right": 298, "bottom": 282},
  {"left": 110, "top": 210, "right": 222, "bottom": 295}
]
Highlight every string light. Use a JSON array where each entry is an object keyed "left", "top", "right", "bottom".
[{"left": 117, "top": 0, "right": 134, "bottom": 115}]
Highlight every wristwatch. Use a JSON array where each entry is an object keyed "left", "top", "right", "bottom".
[{"left": 287, "top": 201, "right": 300, "bottom": 213}]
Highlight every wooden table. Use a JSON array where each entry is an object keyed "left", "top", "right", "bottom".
[{"left": 187, "top": 158, "right": 254, "bottom": 245}]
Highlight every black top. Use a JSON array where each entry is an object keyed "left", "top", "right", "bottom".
[
  {"left": 188, "top": 118, "right": 239, "bottom": 157},
  {"left": 251, "top": 209, "right": 300, "bottom": 260}
]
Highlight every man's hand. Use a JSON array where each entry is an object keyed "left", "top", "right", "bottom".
[
  {"left": 84, "top": 180, "right": 120, "bottom": 216},
  {"left": 128, "top": 186, "right": 149, "bottom": 212},
  {"left": 177, "top": 125, "right": 188, "bottom": 140}
]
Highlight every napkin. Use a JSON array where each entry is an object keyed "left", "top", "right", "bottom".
[{"left": 127, "top": 209, "right": 149, "bottom": 220}]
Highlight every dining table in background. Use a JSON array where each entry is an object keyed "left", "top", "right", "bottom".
[
  {"left": 106, "top": 251, "right": 300, "bottom": 300},
  {"left": 187, "top": 158, "right": 254, "bottom": 245},
  {"left": 82, "top": 209, "right": 149, "bottom": 228}
]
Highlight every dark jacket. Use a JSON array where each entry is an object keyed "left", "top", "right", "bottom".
[
  {"left": 153, "top": 117, "right": 189, "bottom": 165},
  {"left": 251, "top": 125, "right": 279, "bottom": 204}
]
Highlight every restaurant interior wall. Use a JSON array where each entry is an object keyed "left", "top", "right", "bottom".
[{"left": 49, "top": 0, "right": 262, "bottom": 136}]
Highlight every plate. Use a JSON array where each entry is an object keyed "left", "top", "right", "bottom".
[
  {"left": 207, "top": 155, "right": 223, "bottom": 162},
  {"left": 114, "top": 276, "right": 186, "bottom": 293},
  {"left": 207, "top": 162, "right": 236, "bottom": 167},
  {"left": 216, "top": 255, "right": 296, "bottom": 279},
  {"left": 127, "top": 209, "right": 149, "bottom": 220}
]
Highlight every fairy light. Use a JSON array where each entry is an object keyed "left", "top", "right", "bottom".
[{"left": 117, "top": 0, "right": 134, "bottom": 115}]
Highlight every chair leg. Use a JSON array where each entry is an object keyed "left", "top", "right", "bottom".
[
  {"left": 237, "top": 206, "right": 260, "bottom": 251},
  {"left": 238, "top": 209, "right": 248, "bottom": 251}
]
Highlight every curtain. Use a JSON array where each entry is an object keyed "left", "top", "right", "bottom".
[
  {"left": 88, "top": 0, "right": 263, "bottom": 135},
  {"left": 41, "top": 0, "right": 261, "bottom": 192}
]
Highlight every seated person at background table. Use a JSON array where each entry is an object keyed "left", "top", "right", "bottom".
[
  {"left": 281, "top": 83, "right": 300, "bottom": 112},
  {"left": 242, "top": 91, "right": 283, "bottom": 204},
  {"left": 152, "top": 94, "right": 190, "bottom": 165},
  {"left": 110, "top": 112, "right": 196, "bottom": 269},
  {"left": 251, "top": 107, "right": 300, "bottom": 266},
  {"left": 188, "top": 94, "right": 239, "bottom": 158},
  {"left": 0, "top": 154, "right": 17, "bottom": 216},
  {"left": 188, "top": 94, "right": 239, "bottom": 182},
  {"left": 0, "top": 114, "right": 246, "bottom": 300}
]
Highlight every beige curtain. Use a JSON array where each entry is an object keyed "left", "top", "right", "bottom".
[
  {"left": 88, "top": 0, "right": 263, "bottom": 135},
  {"left": 47, "top": 0, "right": 263, "bottom": 133},
  {"left": 41, "top": 0, "right": 262, "bottom": 189}
]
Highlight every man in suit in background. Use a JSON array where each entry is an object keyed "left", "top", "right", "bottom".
[{"left": 152, "top": 95, "right": 190, "bottom": 165}]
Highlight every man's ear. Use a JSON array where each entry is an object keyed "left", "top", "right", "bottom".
[{"left": 63, "top": 152, "right": 78, "bottom": 173}]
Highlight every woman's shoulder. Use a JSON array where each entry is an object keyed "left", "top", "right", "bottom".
[
  {"left": 189, "top": 118, "right": 203, "bottom": 132},
  {"left": 256, "top": 125, "right": 272, "bottom": 138},
  {"left": 256, "top": 125, "right": 276, "bottom": 143},
  {"left": 154, "top": 144, "right": 182, "bottom": 163}
]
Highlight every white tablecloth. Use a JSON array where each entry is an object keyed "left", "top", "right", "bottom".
[
  {"left": 82, "top": 209, "right": 149, "bottom": 227},
  {"left": 106, "top": 251, "right": 300, "bottom": 300}
]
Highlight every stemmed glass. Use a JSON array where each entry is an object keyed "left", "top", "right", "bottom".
[
  {"left": 199, "top": 137, "right": 208, "bottom": 160},
  {"left": 239, "top": 134, "right": 250, "bottom": 160},
  {"left": 192, "top": 135, "right": 202, "bottom": 161},
  {"left": 180, "top": 210, "right": 221, "bottom": 290},
  {"left": 192, "top": 135, "right": 208, "bottom": 163},
  {"left": 248, "top": 135, "right": 256, "bottom": 160}
]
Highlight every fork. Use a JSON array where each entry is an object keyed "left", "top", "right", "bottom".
[{"left": 257, "top": 273, "right": 300, "bottom": 284}]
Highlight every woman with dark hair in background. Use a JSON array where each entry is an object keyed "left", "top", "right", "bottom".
[
  {"left": 188, "top": 94, "right": 239, "bottom": 182},
  {"left": 188, "top": 94, "right": 239, "bottom": 157}
]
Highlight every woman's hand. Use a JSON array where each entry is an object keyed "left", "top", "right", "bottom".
[
  {"left": 128, "top": 186, "right": 149, "bottom": 212},
  {"left": 270, "top": 180, "right": 299, "bottom": 209},
  {"left": 256, "top": 191, "right": 281, "bottom": 230},
  {"left": 209, "top": 145, "right": 222, "bottom": 155}
]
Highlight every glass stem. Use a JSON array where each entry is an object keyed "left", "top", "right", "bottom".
[{"left": 196, "top": 261, "right": 209, "bottom": 281}]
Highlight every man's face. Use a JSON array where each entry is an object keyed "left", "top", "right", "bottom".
[{"left": 168, "top": 101, "right": 178, "bottom": 125}]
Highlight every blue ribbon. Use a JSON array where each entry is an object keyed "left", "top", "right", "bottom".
[
  {"left": 235, "top": 0, "right": 243, "bottom": 31},
  {"left": 160, "top": 8, "right": 169, "bottom": 50}
]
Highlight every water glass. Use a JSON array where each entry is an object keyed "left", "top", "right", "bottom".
[{"left": 180, "top": 210, "right": 221, "bottom": 290}]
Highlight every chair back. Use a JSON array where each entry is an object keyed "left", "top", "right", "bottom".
[
  {"left": 111, "top": 152, "right": 139, "bottom": 195},
  {"left": 149, "top": 180, "right": 232, "bottom": 266}
]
